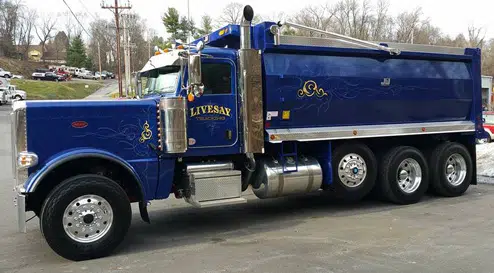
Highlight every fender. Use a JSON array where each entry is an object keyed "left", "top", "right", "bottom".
[{"left": 25, "top": 148, "right": 146, "bottom": 202}]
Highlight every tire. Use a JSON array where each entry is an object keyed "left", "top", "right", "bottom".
[
  {"left": 40, "top": 174, "right": 131, "bottom": 261},
  {"left": 378, "top": 146, "right": 429, "bottom": 205},
  {"left": 428, "top": 142, "right": 473, "bottom": 197},
  {"left": 326, "top": 142, "right": 378, "bottom": 201},
  {"left": 4, "top": 74, "right": 10, "bottom": 78},
  {"left": 14, "top": 95, "right": 22, "bottom": 100}
]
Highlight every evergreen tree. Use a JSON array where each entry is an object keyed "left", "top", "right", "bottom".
[
  {"left": 67, "top": 34, "right": 89, "bottom": 68},
  {"left": 197, "top": 15, "right": 213, "bottom": 37},
  {"left": 162, "top": 7, "right": 196, "bottom": 42}
]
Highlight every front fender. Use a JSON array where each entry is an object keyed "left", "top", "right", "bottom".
[{"left": 25, "top": 148, "right": 146, "bottom": 200}]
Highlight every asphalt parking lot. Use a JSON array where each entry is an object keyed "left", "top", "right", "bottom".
[{"left": 2, "top": 104, "right": 494, "bottom": 273}]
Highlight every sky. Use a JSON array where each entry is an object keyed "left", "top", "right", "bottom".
[{"left": 22, "top": 0, "right": 494, "bottom": 42}]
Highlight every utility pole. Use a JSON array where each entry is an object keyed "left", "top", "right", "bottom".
[
  {"left": 121, "top": 14, "right": 136, "bottom": 97},
  {"left": 98, "top": 41, "right": 102, "bottom": 80},
  {"left": 101, "top": 0, "right": 131, "bottom": 98}
]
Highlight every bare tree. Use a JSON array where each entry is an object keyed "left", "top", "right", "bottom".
[
  {"left": 468, "top": 25, "right": 485, "bottom": 49},
  {"left": 394, "top": 7, "right": 422, "bottom": 43},
  {"left": 370, "top": 0, "right": 393, "bottom": 41},
  {"left": 291, "top": 4, "right": 335, "bottom": 37},
  {"left": 218, "top": 2, "right": 243, "bottom": 25},
  {"left": 35, "top": 16, "right": 57, "bottom": 62},
  {"left": 16, "top": 8, "right": 36, "bottom": 59},
  {"left": 0, "top": 0, "right": 22, "bottom": 57}
]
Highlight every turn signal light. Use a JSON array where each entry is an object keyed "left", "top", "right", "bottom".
[{"left": 17, "top": 152, "right": 38, "bottom": 170}]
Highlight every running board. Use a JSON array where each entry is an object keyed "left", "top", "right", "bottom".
[{"left": 188, "top": 197, "right": 247, "bottom": 208}]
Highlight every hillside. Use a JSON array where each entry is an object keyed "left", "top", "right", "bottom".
[
  {"left": 11, "top": 79, "right": 104, "bottom": 100},
  {"left": 0, "top": 57, "right": 45, "bottom": 77}
]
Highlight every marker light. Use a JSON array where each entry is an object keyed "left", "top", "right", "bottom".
[{"left": 17, "top": 152, "right": 38, "bottom": 170}]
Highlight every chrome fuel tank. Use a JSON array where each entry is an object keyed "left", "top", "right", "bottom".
[{"left": 252, "top": 156, "right": 323, "bottom": 199}]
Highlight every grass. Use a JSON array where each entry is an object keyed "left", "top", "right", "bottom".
[{"left": 10, "top": 79, "right": 105, "bottom": 100}]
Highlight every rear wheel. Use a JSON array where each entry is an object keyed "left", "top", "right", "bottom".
[
  {"left": 40, "top": 174, "right": 131, "bottom": 261},
  {"left": 378, "top": 146, "right": 429, "bottom": 205},
  {"left": 326, "top": 142, "right": 377, "bottom": 201},
  {"left": 429, "top": 142, "right": 472, "bottom": 197}
]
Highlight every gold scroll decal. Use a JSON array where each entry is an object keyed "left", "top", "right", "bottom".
[
  {"left": 139, "top": 121, "right": 152, "bottom": 143},
  {"left": 297, "top": 80, "right": 328, "bottom": 98}
]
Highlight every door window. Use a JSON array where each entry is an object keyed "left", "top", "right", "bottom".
[{"left": 201, "top": 63, "right": 232, "bottom": 95}]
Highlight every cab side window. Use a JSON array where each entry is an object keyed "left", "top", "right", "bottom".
[{"left": 201, "top": 63, "right": 232, "bottom": 95}]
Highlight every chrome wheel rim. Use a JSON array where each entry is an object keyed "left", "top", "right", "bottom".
[
  {"left": 63, "top": 195, "right": 113, "bottom": 243},
  {"left": 444, "top": 153, "right": 467, "bottom": 186},
  {"left": 396, "top": 158, "right": 422, "bottom": 194},
  {"left": 338, "top": 153, "right": 367, "bottom": 188}
]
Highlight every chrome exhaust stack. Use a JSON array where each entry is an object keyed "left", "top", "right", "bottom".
[{"left": 238, "top": 5, "right": 264, "bottom": 155}]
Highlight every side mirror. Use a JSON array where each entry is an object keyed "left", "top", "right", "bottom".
[
  {"left": 135, "top": 73, "right": 142, "bottom": 98},
  {"left": 188, "top": 54, "right": 202, "bottom": 86}
]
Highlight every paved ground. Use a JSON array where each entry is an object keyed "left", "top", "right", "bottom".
[
  {"left": 2, "top": 105, "right": 494, "bottom": 273},
  {"left": 84, "top": 79, "right": 119, "bottom": 100}
]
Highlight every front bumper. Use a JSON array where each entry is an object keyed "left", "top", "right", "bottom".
[{"left": 14, "top": 185, "right": 26, "bottom": 233}]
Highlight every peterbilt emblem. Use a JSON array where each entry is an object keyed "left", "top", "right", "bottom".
[{"left": 71, "top": 121, "right": 88, "bottom": 129}]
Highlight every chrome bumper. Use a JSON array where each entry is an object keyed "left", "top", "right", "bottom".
[{"left": 14, "top": 185, "right": 26, "bottom": 233}]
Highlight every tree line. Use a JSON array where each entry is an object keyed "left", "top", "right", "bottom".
[
  {"left": 163, "top": 0, "right": 494, "bottom": 76},
  {"left": 1, "top": 0, "right": 493, "bottom": 77}
]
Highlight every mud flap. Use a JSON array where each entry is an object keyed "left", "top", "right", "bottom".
[{"left": 139, "top": 201, "right": 150, "bottom": 224}]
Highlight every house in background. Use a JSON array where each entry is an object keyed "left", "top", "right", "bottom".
[
  {"left": 15, "top": 45, "right": 43, "bottom": 61},
  {"left": 15, "top": 31, "right": 69, "bottom": 64}
]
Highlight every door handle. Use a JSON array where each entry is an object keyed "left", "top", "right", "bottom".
[{"left": 226, "top": 130, "right": 232, "bottom": 140}]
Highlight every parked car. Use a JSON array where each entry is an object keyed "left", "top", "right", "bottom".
[
  {"left": 481, "top": 111, "right": 494, "bottom": 143},
  {"left": 6, "top": 85, "right": 26, "bottom": 100},
  {"left": 81, "top": 71, "right": 97, "bottom": 80},
  {"left": 12, "top": 74, "right": 24, "bottom": 79},
  {"left": 95, "top": 72, "right": 107, "bottom": 80},
  {"left": 32, "top": 68, "right": 49, "bottom": 80},
  {"left": 104, "top": 71, "right": 115, "bottom": 79},
  {"left": 0, "top": 68, "right": 12, "bottom": 78},
  {"left": 44, "top": 72, "right": 65, "bottom": 81}
]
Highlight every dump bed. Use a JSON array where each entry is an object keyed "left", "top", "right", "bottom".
[{"left": 252, "top": 23, "right": 481, "bottom": 134}]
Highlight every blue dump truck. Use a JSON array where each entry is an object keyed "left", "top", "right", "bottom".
[{"left": 11, "top": 5, "right": 485, "bottom": 261}]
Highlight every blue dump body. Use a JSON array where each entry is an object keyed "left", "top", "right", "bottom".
[{"left": 263, "top": 53, "right": 474, "bottom": 128}]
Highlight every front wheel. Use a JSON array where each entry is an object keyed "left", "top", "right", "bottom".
[{"left": 40, "top": 174, "right": 131, "bottom": 261}]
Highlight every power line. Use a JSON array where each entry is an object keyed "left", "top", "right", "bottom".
[
  {"left": 61, "top": 0, "right": 103, "bottom": 81},
  {"left": 62, "top": 0, "right": 91, "bottom": 38},
  {"left": 76, "top": 0, "right": 99, "bottom": 21}
]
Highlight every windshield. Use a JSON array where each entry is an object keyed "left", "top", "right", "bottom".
[{"left": 142, "top": 66, "right": 180, "bottom": 96}]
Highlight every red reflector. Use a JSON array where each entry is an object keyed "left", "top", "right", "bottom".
[
  {"left": 71, "top": 121, "right": 88, "bottom": 129},
  {"left": 265, "top": 122, "right": 271, "bottom": 128}
]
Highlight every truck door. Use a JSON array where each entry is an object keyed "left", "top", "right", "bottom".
[{"left": 187, "top": 58, "right": 238, "bottom": 149}]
